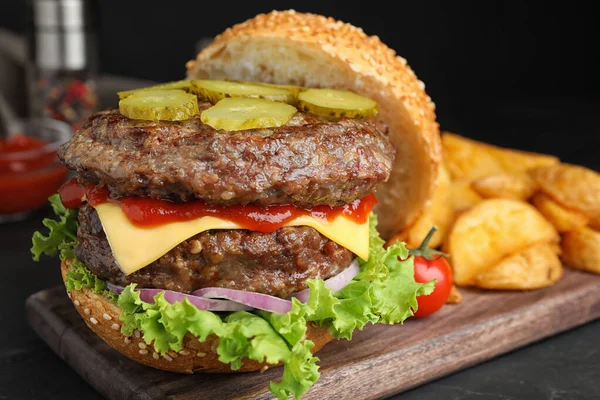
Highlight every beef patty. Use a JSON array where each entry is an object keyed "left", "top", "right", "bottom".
[
  {"left": 75, "top": 205, "right": 354, "bottom": 298},
  {"left": 58, "top": 104, "right": 394, "bottom": 207}
]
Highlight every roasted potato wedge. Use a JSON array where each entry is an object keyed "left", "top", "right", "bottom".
[
  {"left": 472, "top": 173, "right": 537, "bottom": 201},
  {"left": 444, "top": 199, "right": 559, "bottom": 286},
  {"left": 590, "top": 215, "right": 600, "bottom": 231},
  {"left": 530, "top": 163, "right": 600, "bottom": 219},
  {"left": 531, "top": 192, "right": 589, "bottom": 233},
  {"left": 388, "top": 165, "right": 453, "bottom": 249},
  {"left": 561, "top": 226, "right": 600, "bottom": 274},
  {"left": 442, "top": 132, "right": 559, "bottom": 180},
  {"left": 450, "top": 179, "right": 483, "bottom": 212},
  {"left": 473, "top": 242, "right": 563, "bottom": 290},
  {"left": 442, "top": 133, "right": 504, "bottom": 181},
  {"left": 446, "top": 285, "right": 463, "bottom": 304}
]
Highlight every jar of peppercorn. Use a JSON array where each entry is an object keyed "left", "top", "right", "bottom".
[{"left": 26, "top": 0, "right": 99, "bottom": 132}]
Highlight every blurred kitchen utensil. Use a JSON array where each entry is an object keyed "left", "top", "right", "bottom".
[
  {"left": 27, "top": 0, "right": 99, "bottom": 131},
  {"left": 0, "top": 92, "right": 19, "bottom": 137}
]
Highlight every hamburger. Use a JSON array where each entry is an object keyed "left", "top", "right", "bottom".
[{"left": 31, "top": 10, "right": 441, "bottom": 399}]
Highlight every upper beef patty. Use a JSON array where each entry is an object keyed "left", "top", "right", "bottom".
[
  {"left": 58, "top": 104, "right": 394, "bottom": 207},
  {"left": 76, "top": 205, "right": 354, "bottom": 298}
]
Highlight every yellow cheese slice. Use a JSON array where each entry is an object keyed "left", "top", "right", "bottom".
[{"left": 94, "top": 202, "right": 369, "bottom": 275}]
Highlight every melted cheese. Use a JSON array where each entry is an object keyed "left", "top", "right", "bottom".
[{"left": 94, "top": 202, "right": 369, "bottom": 275}]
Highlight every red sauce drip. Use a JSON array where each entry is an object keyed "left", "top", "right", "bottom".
[
  {"left": 58, "top": 178, "right": 87, "bottom": 209},
  {"left": 0, "top": 135, "right": 67, "bottom": 214},
  {"left": 84, "top": 185, "right": 377, "bottom": 232}
]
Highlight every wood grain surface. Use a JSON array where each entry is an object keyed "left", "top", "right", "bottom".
[{"left": 26, "top": 268, "right": 600, "bottom": 400}]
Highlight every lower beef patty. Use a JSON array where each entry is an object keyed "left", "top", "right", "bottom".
[{"left": 76, "top": 205, "right": 354, "bottom": 298}]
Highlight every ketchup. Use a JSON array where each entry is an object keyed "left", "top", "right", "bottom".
[
  {"left": 0, "top": 135, "right": 67, "bottom": 215},
  {"left": 64, "top": 181, "right": 377, "bottom": 232},
  {"left": 58, "top": 178, "right": 87, "bottom": 209}
]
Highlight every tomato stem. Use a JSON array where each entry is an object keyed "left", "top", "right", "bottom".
[{"left": 408, "top": 226, "right": 450, "bottom": 260}]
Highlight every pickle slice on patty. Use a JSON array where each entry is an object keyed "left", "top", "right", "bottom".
[
  {"left": 201, "top": 97, "right": 297, "bottom": 131},
  {"left": 117, "top": 80, "right": 193, "bottom": 100},
  {"left": 119, "top": 90, "right": 199, "bottom": 121},
  {"left": 249, "top": 81, "right": 305, "bottom": 96},
  {"left": 192, "top": 80, "right": 296, "bottom": 105},
  {"left": 297, "top": 88, "right": 378, "bottom": 118}
]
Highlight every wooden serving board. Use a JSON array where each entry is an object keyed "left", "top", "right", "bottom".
[{"left": 26, "top": 268, "right": 600, "bottom": 400}]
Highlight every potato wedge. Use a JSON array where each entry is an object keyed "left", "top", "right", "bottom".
[
  {"left": 531, "top": 192, "right": 589, "bottom": 233},
  {"left": 442, "top": 133, "right": 504, "bottom": 181},
  {"left": 590, "top": 215, "right": 600, "bottom": 231},
  {"left": 451, "top": 179, "right": 483, "bottom": 212},
  {"left": 472, "top": 173, "right": 537, "bottom": 201},
  {"left": 561, "top": 226, "right": 600, "bottom": 274},
  {"left": 442, "top": 132, "right": 559, "bottom": 180},
  {"left": 473, "top": 242, "right": 563, "bottom": 290},
  {"left": 446, "top": 285, "right": 463, "bottom": 304},
  {"left": 387, "top": 165, "right": 453, "bottom": 249},
  {"left": 444, "top": 199, "right": 559, "bottom": 286},
  {"left": 530, "top": 163, "right": 600, "bottom": 219}
]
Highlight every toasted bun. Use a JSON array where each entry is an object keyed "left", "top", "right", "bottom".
[
  {"left": 61, "top": 259, "right": 333, "bottom": 374},
  {"left": 186, "top": 10, "right": 442, "bottom": 238}
]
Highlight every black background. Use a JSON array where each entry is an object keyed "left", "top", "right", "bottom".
[{"left": 1, "top": 0, "right": 599, "bottom": 163}]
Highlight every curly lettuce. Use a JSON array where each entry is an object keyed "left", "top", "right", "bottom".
[{"left": 32, "top": 196, "right": 434, "bottom": 399}]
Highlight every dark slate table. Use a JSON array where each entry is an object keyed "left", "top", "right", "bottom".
[{"left": 1, "top": 97, "right": 599, "bottom": 399}]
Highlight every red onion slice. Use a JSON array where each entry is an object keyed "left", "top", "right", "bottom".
[
  {"left": 290, "top": 259, "right": 360, "bottom": 303},
  {"left": 192, "top": 287, "right": 293, "bottom": 314},
  {"left": 106, "top": 282, "right": 251, "bottom": 311}
]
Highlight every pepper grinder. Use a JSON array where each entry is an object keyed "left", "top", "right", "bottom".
[{"left": 26, "top": 0, "right": 99, "bottom": 131}]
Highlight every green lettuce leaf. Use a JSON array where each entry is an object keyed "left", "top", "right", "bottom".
[
  {"left": 32, "top": 195, "right": 435, "bottom": 400},
  {"left": 262, "top": 298, "right": 308, "bottom": 347},
  {"left": 31, "top": 194, "right": 79, "bottom": 261},
  {"left": 64, "top": 258, "right": 114, "bottom": 298},
  {"left": 270, "top": 340, "right": 320, "bottom": 400}
]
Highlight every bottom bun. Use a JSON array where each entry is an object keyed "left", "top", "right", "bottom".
[{"left": 61, "top": 259, "right": 334, "bottom": 373}]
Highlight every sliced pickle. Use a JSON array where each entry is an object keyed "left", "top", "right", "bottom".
[
  {"left": 119, "top": 90, "right": 199, "bottom": 121},
  {"left": 201, "top": 97, "right": 297, "bottom": 131},
  {"left": 191, "top": 80, "right": 296, "bottom": 105},
  {"left": 117, "top": 80, "right": 193, "bottom": 100},
  {"left": 297, "top": 88, "right": 378, "bottom": 118},
  {"left": 247, "top": 81, "right": 305, "bottom": 96}
]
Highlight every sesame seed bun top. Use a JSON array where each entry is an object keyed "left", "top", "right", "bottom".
[{"left": 186, "top": 10, "right": 442, "bottom": 238}]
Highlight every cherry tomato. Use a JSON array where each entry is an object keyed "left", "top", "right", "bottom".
[
  {"left": 405, "top": 226, "right": 453, "bottom": 318},
  {"left": 413, "top": 254, "right": 453, "bottom": 318}
]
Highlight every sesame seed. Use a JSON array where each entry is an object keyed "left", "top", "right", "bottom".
[
  {"left": 111, "top": 323, "right": 120, "bottom": 331},
  {"left": 139, "top": 349, "right": 148, "bottom": 355},
  {"left": 124, "top": 337, "right": 131, "bottom": 344},
  {"left": 197, "top": 352, "right": 207, "bottom": 358},
  {"left": 261, "top": 366, "right": 269, "bottom": 373},
  {"left": 210, "top": 344, "right": 216, "bottom": 352},
  {"left": 168, "top": 351, "right": 178, "bottom": 358},
  {"left": 84, "top": 308, "right": 90, "bottom": 315},
  {"left": 90, "top": 317, "right": 98, "bottom": 325},
  {"left": 73, "top": 300, "right": 80, "bottom": 306},
  {"left": 134, "top": 330, "right": 141, "bottom": 339},
  {"left": 162, "top": 354, "right": 173, "bottom": 362},
  {"left": 138, "top": 342, "right": 147, "bottom": 350},
  {"left": 179, "top": 350, "right": 190, "bottom": 356},
  {"left": 103, "top": 313, "right": 112, "bottom": 321},
  {"left": 153, "top": 352, "right": 159, "bottom": 360}
]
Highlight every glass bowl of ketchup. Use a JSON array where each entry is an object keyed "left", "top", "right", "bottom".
[{"left": 0, "top": 118, "right": 71, "bottom": 222}]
